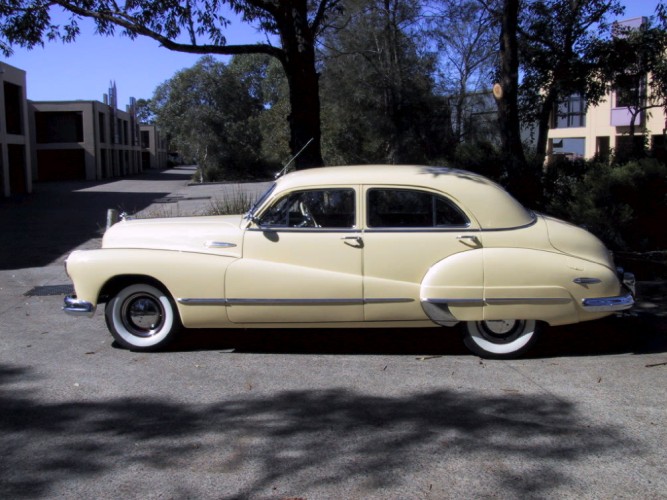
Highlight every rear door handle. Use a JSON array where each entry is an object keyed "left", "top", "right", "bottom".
[
  {"left": 342, "top": 236, "right": 364, "bottom": 248},
  {"left": 457, "top": 235, "right": 481, "bottom": 247}
]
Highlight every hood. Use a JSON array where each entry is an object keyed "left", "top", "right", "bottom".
[
  {"left": 543, "top": 215, "right": 614, "bottom": 269},
  {"left": 102, "top": 215, "right": 244, "bottom": 257}
]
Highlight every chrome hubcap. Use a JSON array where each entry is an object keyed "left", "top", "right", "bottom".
[
  {"left": 478, "top": 320, "right": 524, "bottom": 344},
  {"left": 121, "top": 293, "right": 164, "bottom": 337}
]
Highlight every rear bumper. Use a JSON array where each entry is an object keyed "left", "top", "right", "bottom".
[
  {"left": 582, "top": 292, "right": 634, "bottom": 312},
  {"left": 63, "top": 295, "right": 96, "bottom": 318},
  {"left": 581, "top": 271, "right": 635, "bottom": 313}
]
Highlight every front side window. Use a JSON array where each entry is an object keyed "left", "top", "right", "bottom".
[
  {"left": 367, "top": 189, "right": 469, "bottom": 228},
  {"left": 259, "top": 189, "right": 356, "bottom": 229}
]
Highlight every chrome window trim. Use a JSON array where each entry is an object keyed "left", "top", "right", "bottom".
[
  {"left": 365, "top": 187, "right": 471, "bottom": 230},
  {"left": 478, "top": 217, "right": 538, "bottom": 232},
  {"left": 363, "top": 227, "right": 478, "bottom": 234},
  {"left": 246, "top": 228, "right": 362, "bottom": 234},
  {"left": 255, "top": 187, "right": 358, "bottom": 230}
]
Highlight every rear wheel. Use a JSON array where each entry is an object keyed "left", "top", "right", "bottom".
[
  {"left": 462, "top": 319, "right": 540, "bottom": 359},
  {"left": 105, "top": 283, "right": 181, "bottom": 351}
]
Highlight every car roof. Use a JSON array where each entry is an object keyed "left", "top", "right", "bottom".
[{"left": 275, "top": 165, "right": 535, "bottom": 230}]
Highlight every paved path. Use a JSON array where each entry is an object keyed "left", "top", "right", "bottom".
[
  {"left": 0, "top": 166, "right": 270, "bottom": 270},
  {"left": 0, "top": 167, "right": 665, "bottom": 498}
]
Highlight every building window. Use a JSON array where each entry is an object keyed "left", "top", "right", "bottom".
[
  {"left": 615, "top": 74, "right": 645, "bottom": 108},
  {"left": 550, "top": 137, "right": 585, "bottom": 160},
  {"left": 3, "top": 82, "right": 23, "bottom": 135},
  {"left": 141, "top": 131, "right": 150, "bottom": 149},
  {"left": 596, "top": 136, "right": 610, "bottom": 162},
  {"left": 98, "top": 113, "right": 106, "bottom": 142},
  {"left": 35, "top": 111, "right": 84, "bottom": 143},
  {"left": 553, "top": 94, "right": 586, "bottom": 128}
]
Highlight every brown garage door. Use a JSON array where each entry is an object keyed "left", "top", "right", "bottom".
[{"left": 37, "top": 149, "right": 86, "bottom": 181}]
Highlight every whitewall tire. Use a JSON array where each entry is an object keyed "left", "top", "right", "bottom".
[
  {"left": 462, "top": 319, "right": 540, "bottom": 359},
  {"left": 105, "top": 283, "right": 181, "bottom": 351}
]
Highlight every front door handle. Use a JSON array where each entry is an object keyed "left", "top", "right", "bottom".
[{"left": 342, "top": 236, "right": 364, "bottom": 248}]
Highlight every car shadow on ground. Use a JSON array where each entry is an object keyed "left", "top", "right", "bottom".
[{"left": 163, "top": 313, "right": 667, "bottom": 359}]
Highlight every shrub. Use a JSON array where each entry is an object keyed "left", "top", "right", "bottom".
[{"left": 544, "top": 158, "right": 667, "bottom": 251}]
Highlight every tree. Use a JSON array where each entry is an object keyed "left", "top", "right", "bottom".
[
  {"left": 152, "top": 56, "right": 263, "bottom": 180},
  {"left": 428, "top": 0, "right": 498, "bottom": 144},
  {"left": 319, "top": 0, "right": 450, "bottom": 164},
  {"left": 0, "top": 0, "right": 345, "bottom": 170},
  {"left": 482, "top": 0, "right": 536, "bottom": 202},
  {"left": 519, "top": 0, "right": 624, "bottom": 161},
  {"left": 593, "top": 18, "right": 667, "bottom": 160},
  {"left": 134, "top": 98, "right": 156, "bottom": 125}
]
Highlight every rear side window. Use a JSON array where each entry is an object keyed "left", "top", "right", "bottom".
[{"left": 367, "top": 189, "right": 469, "bottom": 228}]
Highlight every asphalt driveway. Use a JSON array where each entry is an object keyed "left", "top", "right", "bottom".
[{"left": 0, "top": 168, "right": 665, "bottom": 499}]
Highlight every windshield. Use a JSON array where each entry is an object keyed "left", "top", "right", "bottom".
[{"left": 245, "top": 183, "right": 276, "bottom": 219}]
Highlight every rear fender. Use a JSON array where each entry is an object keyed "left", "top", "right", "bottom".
[{"left": 420, "top": 249, "right": 484, "bottom": 325}]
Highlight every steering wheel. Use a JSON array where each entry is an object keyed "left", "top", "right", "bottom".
[{"left": 298, "top": 201, "right": 319, "bottom": 227}]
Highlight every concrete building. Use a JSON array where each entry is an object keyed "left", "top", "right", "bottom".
[
  {"left": 0, "top": 61, "right": 32, "bottom": 197},
  {"left": 140, "top": 124, "right": 169, "bottom": 170},
  {"left": 30, "top": 83, "right": 141, "bottom": 181},
  {"left": 547, "top": 17, "right": 667, "bottom": 163}
]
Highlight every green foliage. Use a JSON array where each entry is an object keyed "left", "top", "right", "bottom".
[
  {"left": 543, "top": 158, "right": 667, "bottom": 251},
  {"left": 319, "top": 0, "right": 453, "bottom": 165},
  {"left": 153, "top": 56, "right": 267, "bottom": 180}
]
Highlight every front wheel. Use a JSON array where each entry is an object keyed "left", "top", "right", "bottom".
[
  {"left": 461, "top": 319, "right": 541, "bottom": 359},
  {"left": 105, "top": 283, "right": 181, "bottom": 351}
]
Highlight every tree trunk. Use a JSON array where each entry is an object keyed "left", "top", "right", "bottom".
[
  {"left": 536, "top": 91, "right": 558, "bottom": 162},
  {"left": 497, "top": 0, "right": 525, "bottom": 169},
  {"left": 276, "top": 4, "right": 324, "bottom": 170},
  {"left": 496, "top": 0, "right": 542, "bottom": 206}
]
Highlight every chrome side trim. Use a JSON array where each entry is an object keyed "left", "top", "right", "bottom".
[
  {"left": 205, "top": 241, "right": 237, "bottom": 248},
  {"left": 573, "top": 277, "right": 602, "bottom": 285},
  {"left": 365, "top": 298, "right": 414, "bottom": 304},
  {"left": 63, "top": 295, "right": 96, "bottom": 318},
  {"left": 177, "top": 298, "right": 228, "bottom": 306},
  {"left": 227, "top": 298, "right": 364, "bottom": 306},
  {"left": 177, "top": 297, "right": 414, "bottom": 306},
  {"left": 423, "top": 297, "right": 571, "bottom": 306},
  {"left": 582, "top": 293, "right": 634, "bottom": 312},
  {"left": 484, "top": 297, "right": 572, "bottom": 305},
  {"left": 423, "top": 298, "right": 485, "bottom": 306}
]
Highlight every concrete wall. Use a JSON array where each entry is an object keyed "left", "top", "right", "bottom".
[{"left": 0, "top": 62, "right": 32, "bottom": 197}]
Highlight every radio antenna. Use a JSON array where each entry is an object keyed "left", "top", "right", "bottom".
[{"left": 275, "top": 138, "right": 314, "bottom": 179}]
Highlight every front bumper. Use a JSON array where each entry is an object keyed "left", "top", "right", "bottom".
[{"left": 63, "top": 295, "right": 96, "bottom": 318}]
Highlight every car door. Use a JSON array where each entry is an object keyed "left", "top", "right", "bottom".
[
  {"left": 225, "top": 187, "right": 364, "bottom": 323},
  {"left": 361, "top": 186, "right": 484, "bottom": 322}
]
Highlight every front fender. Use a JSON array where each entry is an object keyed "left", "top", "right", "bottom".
[{"left": 65, "top": 249, "right": 237, "bottom": 328}]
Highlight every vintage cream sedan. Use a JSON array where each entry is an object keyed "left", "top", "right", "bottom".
[{"left": 64, "top": 165, "right": 635, "bottom": 358}]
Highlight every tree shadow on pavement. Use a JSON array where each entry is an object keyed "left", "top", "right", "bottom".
[
  {"left": 0, "top": 363, "right": 639, "bottom": 499},
  {"left": 0, "top": 171, "right": 192, "bottom": 270}
]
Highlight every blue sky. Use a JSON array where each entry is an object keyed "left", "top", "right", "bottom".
[{"left": 1, "top": 0, "right": 661, "bottom": 107}]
